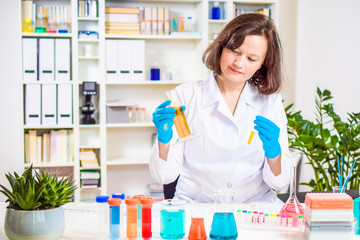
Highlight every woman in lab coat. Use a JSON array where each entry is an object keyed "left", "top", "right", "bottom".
[{"left": 150, "top": 13, "right": 291, "bottom": 203}]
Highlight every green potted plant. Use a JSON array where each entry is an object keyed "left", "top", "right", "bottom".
[
  {"left": 0, "top": 165, "right": 77, "bottom": 240},
  {"left": 285, "top": 87, "right": 360, "bottom": 192}
]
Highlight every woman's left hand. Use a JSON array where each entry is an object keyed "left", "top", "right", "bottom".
[{"left": 254, "top": 115, "right": 281, "bottom": 159}]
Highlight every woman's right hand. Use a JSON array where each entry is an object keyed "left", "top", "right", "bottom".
[{"left": 152, "top": 100, "right": 176, "bottom": 144}]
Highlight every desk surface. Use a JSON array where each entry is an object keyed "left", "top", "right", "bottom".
[{"left": 0, "top": 202, "right": 359, "bottom": 240}]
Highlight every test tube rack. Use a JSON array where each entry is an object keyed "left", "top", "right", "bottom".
[{"left": 235, "top": 210, "right": 305, "bottom": 232}]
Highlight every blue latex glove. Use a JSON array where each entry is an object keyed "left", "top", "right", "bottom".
[
  {"left": 254, "top": 115, "right": 281, "bottom": 159},
  {"left": 152, "top": 100, "right": 176, "bottom": 144}
]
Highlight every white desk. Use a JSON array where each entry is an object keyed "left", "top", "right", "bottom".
[{"left": 0, "top": 202, "right": 359, "bottom": 240}]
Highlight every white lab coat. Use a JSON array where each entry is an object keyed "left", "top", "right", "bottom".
[{"left": 150, "top": 73, "right": 291, "bottom": 203}]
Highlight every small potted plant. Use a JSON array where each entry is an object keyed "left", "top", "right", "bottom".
[
  {"left": 285, "top": 87, "right": 360, "bottom": 192},
  {"left": 0, "top": 165, "right": 77, "bottom": 240}
]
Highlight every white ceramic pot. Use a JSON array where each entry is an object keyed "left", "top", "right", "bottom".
[{"left": 4, "top": 206, "right": 65, "bottom": 240}]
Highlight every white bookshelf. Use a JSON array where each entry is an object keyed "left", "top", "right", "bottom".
[{"left": 19, "top": 0, "right": 278, "bottom": 201}]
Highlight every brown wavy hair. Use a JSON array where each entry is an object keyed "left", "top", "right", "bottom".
[{"left": 202, "top": 13, "right": 283, "bottom": 95}]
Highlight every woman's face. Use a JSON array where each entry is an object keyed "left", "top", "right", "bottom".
[{"left": 219, "top": 35, "right": 267, "bottom": 85}]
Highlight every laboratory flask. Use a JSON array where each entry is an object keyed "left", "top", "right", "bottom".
[
  {"left": 279, "top": 162, "right": 304, "bottom": 226},
  {"left": 210, "top": 190, "right": 238, "bottom": 240},
  {"left": 165, "top": 90, "right": 200, "bottom": 144},
  {"left": 188, "top": 208, "right": 207, "bottom": 240},
  {"left": 160, "top": 199, "right": 186, "bottom": 239}
]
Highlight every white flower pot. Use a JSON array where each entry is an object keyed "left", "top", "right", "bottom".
[{"left": 4, "top": 207, "right": 65, "bottom": 240}]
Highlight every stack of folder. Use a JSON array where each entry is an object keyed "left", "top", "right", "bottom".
[
  {"left": 80, "top": 149, "right": 99, "bottom": 168},
  {"left": 105, "top": 7, "right": 140, "bottom": 35},
  {"left": 304, "top": 193, "right": 354, "bottom": 240},
  {"left": 80, "top": 170, "right": 100, "bottom": 189}
]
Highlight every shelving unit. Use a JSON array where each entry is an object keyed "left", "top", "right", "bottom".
[{"left": 19, "top": 0, "right": 278, "bottom": 201}]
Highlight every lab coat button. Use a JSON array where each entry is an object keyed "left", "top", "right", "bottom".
[{"left": 227, "top": 183, "right": 232, "bottom": 188}]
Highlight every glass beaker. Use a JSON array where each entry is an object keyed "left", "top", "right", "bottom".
[
  {"left": 165, "top": 90, "right": 200, "bottom": 144},
  {"left": 210, "top": 190, "right": 238, "bottom": 240},
  {"left": 279, "top": 162, "right": 304, "bottom": 227},
  {"left": 160, "top": 199, "right": 186, "bottom": 239},
  {"left": 332, "top": 186, "right": 341, "bottom": 193}
]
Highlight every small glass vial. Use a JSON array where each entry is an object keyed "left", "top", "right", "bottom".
[
  {"left": 185, "top": 17, "right": 193, "bottom": 32},
  {"left": 179, "top": 17, "right": 184, "bottom": 32},
  {"left": 162, "top": 65, "right": 173, "bottom": 81},
  {"left": 96, "top": 195, "right": 110, "bottom": 240},
  {"left": 135, "top": 108, "right": 141, "bottom": 123},
  {"left": 108, "top": 198, "right": 122, "bottom": 240},
  {"left": 172, "top": 16, "right": 178, "bottom": 32},
  {"left": 140, "top": 108, "right": 146, "bottom": 122},
  {"left": 128, "top": 107, "right": 136, "bottom": 123},
  {"left": 150, "top": 63, "right": 160, "bottom": 81},
  {"left": 211, "top": 2, "right": 221, "bottom": 20}
]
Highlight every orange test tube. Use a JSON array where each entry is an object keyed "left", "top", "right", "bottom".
[{"left": 125, "top": 198, "right": 139, "bottom": 239}]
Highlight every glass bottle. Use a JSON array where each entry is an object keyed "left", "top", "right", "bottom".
[
  {"left": 210, "top": 190, "right": 237, "bottom": 240},
  {"left": 179, "top": 17, "right": 184, "bottom": 32},
  {"left": 128, "top": 107, "right": 136, "bottom": 123},
  {"left": 211, "top": 2, "right": 221, "bottom": 20},
  {"left": 279, "top": 163, "right": 304, "bottom": 227}
]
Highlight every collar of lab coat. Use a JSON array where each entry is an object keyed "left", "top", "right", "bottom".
[{"left": 201, "top": 72, "right": 264, "bottom": 114}]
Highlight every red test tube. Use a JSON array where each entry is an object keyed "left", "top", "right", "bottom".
[{"left": 140, "top": 197, "right": 154, "bottom": 239}]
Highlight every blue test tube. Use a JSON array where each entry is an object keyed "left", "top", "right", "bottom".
[
  {"left": 108, "top": 198, "right": 122, "bottom": 240},
  {"left": 112, "top": 193, "right": 126, "bottom": 231}
]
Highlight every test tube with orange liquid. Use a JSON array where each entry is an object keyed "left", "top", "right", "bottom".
[
  {"left": 125, "top": 198, "right": 138, "bottom": 240},
  {"left": 165, "top": 90, "right": 200, "bottom": 144}
]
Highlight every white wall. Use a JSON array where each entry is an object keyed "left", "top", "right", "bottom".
[
  {"left": 0, "top": 0, "right": 23, "bottom": 201},
  {"left": 278, "top": 0, "right": 297, "bottom": 107},
  {"left": 296, "top": 0, "right": 360, "bottom": 120},
  {"left": 295, "top": 0, "right": 360, "bottom": 191}
]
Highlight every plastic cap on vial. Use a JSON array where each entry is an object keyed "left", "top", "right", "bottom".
[
  {"left": 133, "top": 194, "right": 146, "bottom": 201},
  {"left": 140, "top": 197, "right": 154, "bottom": 205},
  {"left": 129, "top": 107, "right": 134, "bottom": 110},
  {"left": 125, "top": 198, "right": 139, "bottom": 205},
  {"left": 96, "top": 195, "right": 110, "bottom": 203},
  {"left": 112, "top": 193, "right": 125, "bottom": 200},
  {"left": 135, "top": 107, "right": 140, "bottom": 110},
  {"left": 108, "top": 198, "right": 122, "bottom": 206},
  {"left": 141, "top": 107, "right": 146, "bottom": 110}
]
